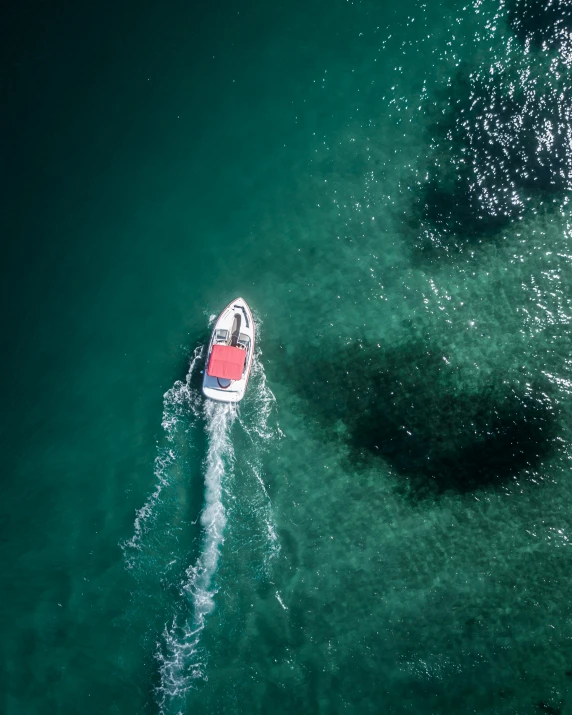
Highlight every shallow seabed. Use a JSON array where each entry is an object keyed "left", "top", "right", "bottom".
[{"left": 3, "top": 0, "right": 572, "bottom": 713}]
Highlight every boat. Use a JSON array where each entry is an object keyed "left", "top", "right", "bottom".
[{"left": 202, "top": 297, "right": 255, "bottom": 403}]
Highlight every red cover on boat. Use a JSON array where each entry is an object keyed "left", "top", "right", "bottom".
[{"left": 207, "top": 344, "right": 246, "bottom": 380}]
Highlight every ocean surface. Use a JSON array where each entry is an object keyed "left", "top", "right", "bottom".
[{"left": 3, "top": 0, "right": 572, "bottom": 712}]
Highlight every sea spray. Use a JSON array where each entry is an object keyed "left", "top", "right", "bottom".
[
  {"left": 157, "top": 401, "right": 236, "bottom": 710},
  {"left": 237, "top": 352, "right": 277, "bottom": 443}
]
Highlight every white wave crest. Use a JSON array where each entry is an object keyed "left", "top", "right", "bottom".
[{"left": 238, "top": 353, "right": 277, "bottom": 442}]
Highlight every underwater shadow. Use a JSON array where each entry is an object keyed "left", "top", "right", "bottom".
[
  {"left": 404, "top": 64, "right": 572, "bottom": 262},
  {"left": 288, "top": 340, "right": 558, "bottom": 496},
  {"left": 507, "top": 0, "right": 572, "bottom": 51}
]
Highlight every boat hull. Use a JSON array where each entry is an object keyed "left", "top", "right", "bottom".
[{"left": 202, "top": 297, "right": 255, "bottom": 403}]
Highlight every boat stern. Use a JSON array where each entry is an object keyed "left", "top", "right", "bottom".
[{"left": 202, "top": 384, "right": 244, "bottom": 403}]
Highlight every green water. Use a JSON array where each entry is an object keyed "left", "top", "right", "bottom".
[{"left": 3, "top": 0, "right": 572, "bottom": 712}]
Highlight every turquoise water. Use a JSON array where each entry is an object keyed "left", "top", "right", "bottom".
[{"left": 3, "top": 0, "right": 572, "bottom": 712}]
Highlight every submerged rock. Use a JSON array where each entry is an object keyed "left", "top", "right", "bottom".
[{"left": 292, "top": 340, "right": 559, "bottom": 495}]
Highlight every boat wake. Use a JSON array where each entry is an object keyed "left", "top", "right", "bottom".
[
  {"left": 156, "top": 400, "right": 236, "bottom": 710},
  {"left": 237, "top": 355, "right": 281, "bottom": 573},
  {"left": 122, "top": 322, "right": 279, "bottom": 713}
]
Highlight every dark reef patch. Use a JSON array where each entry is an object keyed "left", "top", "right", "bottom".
[
  {"left": 288, "top": 340, "right": 558, "bottom": 495},
  {"left": 407, "top": 72, "right": 513, "bottom": 253},
  {"left": 406, "top": 59, "right": 572, "bottom": 258},
  {"left": 507, "top": 0, "right": 572, "bottom": 51},
  {"left": 535, "top": 701, "right": 562, "bottom": 715}
]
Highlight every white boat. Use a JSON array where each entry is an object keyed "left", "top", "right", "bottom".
[{"left": 202, "top": 297, "right": 255, "bottom": 403}]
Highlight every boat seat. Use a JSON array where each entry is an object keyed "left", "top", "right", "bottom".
[
  {"left": 237, "top": 333, "right": 250, "bottom": 348},
  {"left": 215, "top": 329, "right": 229, "bottom": 343}
]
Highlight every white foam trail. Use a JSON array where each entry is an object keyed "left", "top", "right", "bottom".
[
  {"left": 123, "top": 319, "right": 280, "bottom": 712},
  {"left": 157, "top": 400, "right": 236, "bottom": 711},
  {"left": 237, "top": 354, "right": 277, "bottom": 443},
  {"left": 231, "top": 342, "right": 281, "bottom": 578},
  {"left": 241, "top": 342, "right": 282, "bottom": 572},
  {"left": 155, "top": 350, "right": 281, "bottom": 711},
  {"left": 248, "top": 462, "right": 281, "bottom": 571},
  {"left": 162, "top": 346, "right": 204, "bottom": 429},
  {"left": 275, "top": 591, "right": 288, "bottom": 611},
  {"left": 122, "top": 347, "right": 203, "bottom": 568}
]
